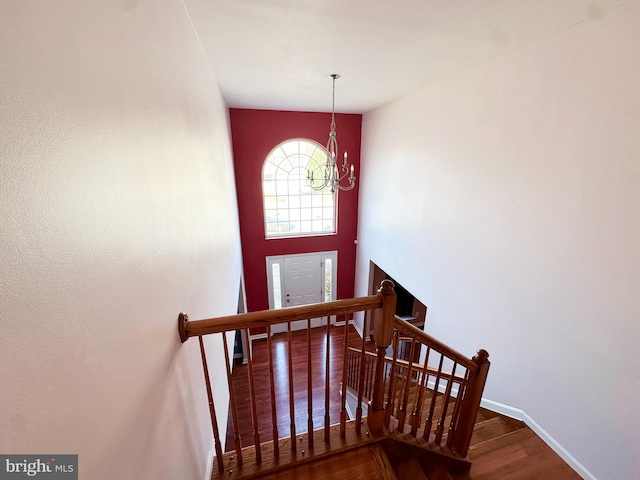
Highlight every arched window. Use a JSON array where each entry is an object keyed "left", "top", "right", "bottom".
[{"left": 262, "top": 139, "right": 335, "bottom": 237}]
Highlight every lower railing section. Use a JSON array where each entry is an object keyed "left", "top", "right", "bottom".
[
  {"left": 177, "top": 280, "right": 489, "bottom": 478},
  {"left": 345, "top": 322, "right": 490, "bottom": 456}
]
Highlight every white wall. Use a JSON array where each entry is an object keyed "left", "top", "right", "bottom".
[
  {"left": 0, "top": 1, "right": 242, "bottom": 479},
  {"left": 356, "top": 2, "right": 640, "bottom": 479}
]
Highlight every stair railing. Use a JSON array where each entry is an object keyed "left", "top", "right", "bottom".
[
  {"left": 345, "top": 317, "right": 490, "bottom": 457},
  {"left": 178, "top": 279, "right": 489, "bottom": 477}
]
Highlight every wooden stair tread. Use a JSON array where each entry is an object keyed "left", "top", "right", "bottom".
[
  {"left": 468, "top": 416, "right": 525, "bottom": 445},
  {"left": 468, "top": 425, "right": 535, "bottom": 457},
  {"left": 258, "top": 444, "right": 396, "bottom": 480},
  {"left": 474, "top": 407, "right": 501, "bottom": 423},
  {"left": 468, "top": 426, "right": 581, "bottom": 480}
]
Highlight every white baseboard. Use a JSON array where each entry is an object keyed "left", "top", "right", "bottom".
[
  {"left": 480, "top": 398, "right": 596, "bottom": 480},
  {"left": 479, "top": 398, "right": 524, "bottom": 420},
  {"left": 203, "top": 445, "right": 214, "bottom": 480},
  {"left": 344, "top": 388, "right": 367, "bottom": 420},
  {"left": 352, "top": 319, "right": 364, "bottom": 338},
  {"left": 343, "top": 389, "right": 355, "bottom": 420},
  {"left": 425, "top": 378, "right": 460, "bottom": 398},
  {"left": 335, "top": 319, "right": 356, "bottom": 327},
  {"left": 249, "top": 333, "right": 267, "bottom": 342}
]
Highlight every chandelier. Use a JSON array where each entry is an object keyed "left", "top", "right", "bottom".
[{"left": 307, "top": 74, "right": 356, "bottom": 193}]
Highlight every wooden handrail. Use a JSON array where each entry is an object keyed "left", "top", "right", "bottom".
[
  {"left": 179, "top": 295, "right": 383, "bottom": 341},
  {"left": 393, "top": 316, "right": 477, "bottom": 371},
  {"left": 346, "top": 347, "right": 467, "bottom": 384}
]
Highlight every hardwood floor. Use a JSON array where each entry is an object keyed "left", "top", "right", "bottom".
[
  {"left": 223, "top": 324, "right": 580, "bottom": 479},
  {"left": 224, "top": 323, "right": 371, "bottom": 448},
  {"left": 466, "top": 408, "right": 580, "bottom": 479}
]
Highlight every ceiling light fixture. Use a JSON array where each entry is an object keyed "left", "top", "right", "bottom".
[{"left": 307, "top": 74, "right": 356, "bottom": 193}]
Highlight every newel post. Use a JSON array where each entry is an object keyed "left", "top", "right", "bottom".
[
  {"left": 367, "top": 279, "right": 396, "bottom": 435},
  {"left": 449, "top": 349, "right": 490, "bottom": 457}
]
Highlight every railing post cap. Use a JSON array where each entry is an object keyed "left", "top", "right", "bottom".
[
  {"left": 379, "top": 279, "right": 395, "bottom": 294},
  {"left": 474, "top": 349, "right": 489, "bottom": 363},
  {"left": 178, "top": 312, "right": 189, "bottom": 343}
]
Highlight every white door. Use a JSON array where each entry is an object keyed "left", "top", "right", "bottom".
[{"left": 267, "top": 252, "right": 336, "bottom": 334}]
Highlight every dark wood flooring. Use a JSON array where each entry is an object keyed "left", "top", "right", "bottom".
[
  {"left": 225, "top": 323, "right": 370, "bottom": 448},
  {"left": 223, "top": 324, "right": 580, "bottom": 479}
]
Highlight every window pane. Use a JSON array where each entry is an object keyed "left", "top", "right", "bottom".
[
  {"left": 272, "top": 263, "right": 282, "bottom": 309},
  {"left": 276, "top": 180, "right": 288, "bottom": 195},
  {"left": 324, "top": 259, "right": 332, "bottom": 302},
  {"left": 289, "top": 208, "right": 301, "bottom": 222},
  {"left": 301, "top": 208, "right": 312, "bottom": 221},
  {"left": 263, "top": 196, "right": 277, "bottom": 209},
  {"left": 282, "top": 140, "right": 299, "bottom": 157}
]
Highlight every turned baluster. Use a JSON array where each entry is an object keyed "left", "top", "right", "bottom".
[
  {"left": 434, "top": 362, "right": 457, "bottom": 444},
  {"left": 324, "top": 315, "right": 331, "bottom": 443},
  {"left": 355, "top": 316, "right": 368, "bottom": 434},
  {"left": 198, "top": 336, "right": 224, "bottom": 473},
  {"left": 366, "top": 354, "right": 375, "bottom": 400},
  {"left": 287, "top": 321, "right": 297, "bottom": 453},
  {"left": 384, "top": 331, "right": 400, "bottom": 428},
  {"left": 410, "top": 346, "right": 432, "bottom": 436},
  {"left": 446, "top": 368, "right": 469, "bottom": 451},
  {"left": 307, "top": 318, "right": 314, "bottom": 448},
  {"left": 340, "top": 318, "right": 350, "bottom": 438},
  {"left": 266, "top": 325, "right": 279, "bottom": 457},
  {"left": 222, "top": 332, "right": 243, "bottom": 466},
  {"left": 423, "top": 354, "right": 444, "bottom": 440},
  {"left": 244, "top": 328, "right": 261, "bottom": 463},
  {"left": 397, "top": 340, "right": 417, "bottom": 432}
]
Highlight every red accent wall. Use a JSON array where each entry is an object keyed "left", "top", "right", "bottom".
[{"left": 230, "top": 109, "right": 362, "bottom": 322}]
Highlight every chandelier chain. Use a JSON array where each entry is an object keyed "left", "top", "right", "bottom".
[{"left": 330, "top": 75, "right": 336, "bottom": 132}]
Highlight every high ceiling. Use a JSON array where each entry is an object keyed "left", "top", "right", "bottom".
[{"left": 184, "top": 0, "right": 625, "bottom": 113}]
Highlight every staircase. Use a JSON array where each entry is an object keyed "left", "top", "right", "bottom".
[
  {"left": 242, "top": 408, "right": 557, "bottom": 480},
  {"left": 178, "top": 280, "right": 492, "bottom": 479}
]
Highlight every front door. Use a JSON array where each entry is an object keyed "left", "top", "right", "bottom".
[
  {"left": 267, "top": 252, "right": 336, "bottom": 334},
  {"left": 285, "top": 252, "right": 322, "bottom": 298}
]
